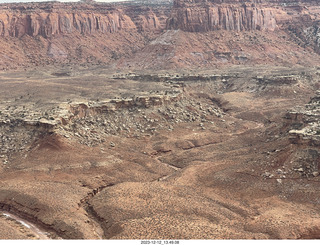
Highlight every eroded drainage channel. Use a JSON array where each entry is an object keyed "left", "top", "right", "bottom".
[{"left": 0, "top": 211, "right": 53, "bottom": 239}]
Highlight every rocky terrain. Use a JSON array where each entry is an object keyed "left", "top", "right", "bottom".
[
  {"left": 0, "top": 0, "right": 320, "bottom": 70},
  {"left": 0, "top": 1, "right": 170, "bottom": 70},
  {"left": 0, "top": 65, "right": 320, "bottom": 239},
  {"left": 0, "top": 0, "right": 320, "bottom": 241}
]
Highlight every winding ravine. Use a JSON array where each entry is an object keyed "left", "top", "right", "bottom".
[{"left": 0, "top": 211, "right": 52, "bottom": 240}]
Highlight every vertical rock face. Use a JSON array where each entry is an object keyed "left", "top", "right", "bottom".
[
  {"left": 0, "top": 0, "right": 319, "bottom": 70},
  {"left": 124, "top": 6, "right": 169, "bottom": 33},
  {"left": 0, "top": 12, "right": 129, "bottom": 38},
  {"left": 0, "top": 2, "right": 171, "bottom": 70},
  {"left": 0, "top": 3, "right": 166, "bottom": 38},
  {"left": 167, "top": 0, "right": 278, "bottom": 32}
]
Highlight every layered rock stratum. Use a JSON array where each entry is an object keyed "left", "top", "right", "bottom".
[
  {"left": 0, "top": 0, "right": 320, "bottom": 69},
  {"left": 0, "top": 2, "right": 169, "bottom": 69},
  {"left": 167, "top": 0, "right": 279, "bottom": 32},
  {"left": 0, "top": 2, "right": 165, "bottom": 37}
]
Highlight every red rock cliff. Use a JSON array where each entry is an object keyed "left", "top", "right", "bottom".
[
  {"left": 0, "top": 2, "right": 170, "bottom": 70},
  {"left": 0, "top": 0, "right": 319, "bottom": 70},
  {"left": 167, "top": 0, "right": 320, "bottom": 32},
  {"left": 167, "top": 0, "right": 279, "bottom": 31},
  {"left": 0, "top": 2, "right": 167, "bottom": 38}
]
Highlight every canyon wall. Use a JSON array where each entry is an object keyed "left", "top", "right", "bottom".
[
  {"left": 173, "top": 0, "right": 319, "bottom": 6},
  {"left": 0, "top": 2, "right": 167, "bottom": 38},
  {"left": 0, "top": 2, "right": 171, "bottom": 70},
  {"left": 167, "top": 0, "right": 320, "bottom": 32},
  {"left": 167, "top": 3, "right": 278, "bottom": 31},
  {"left": 0, "top": 1, "right": 318, "bottom": 38},
  {"left": 0, "top": 0, "right": 320, "bottom": 70}
]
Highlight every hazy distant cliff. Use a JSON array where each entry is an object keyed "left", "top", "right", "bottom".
[
  {"left": 167, "top": 0, "right": 320, "bottom": 32},
  {"left": 167, "top": 0, "right": 281, "bottom": 32},
  {"left": 0, "top": 1, "right": 318, "bottom": 37},
  {"left": 167, "top": 3, "right": 277, "bottom": 31},
  {"left": 0, "top": 2, "right": 167, "bottom": 38},
  {"left": 0, "top": 0, "right": 319, "bottom": 70}
]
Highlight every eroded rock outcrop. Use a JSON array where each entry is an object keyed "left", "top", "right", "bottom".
[
  {"left": 0, "top": 0, "right": 320, "bottom": 70},
  {"left": 167, "top": 0, "right": 278, "bottom": 32},
  {"left": 167, "top": 0, "right": 320, "bottom": 32},
  {"left": 287, "top": 90, "right": 320, "bottom": 145},
  {"left": 0, "top": 2, "right": 165, "bottom": 38},
  {"left": 0, "top": 2, "right": 170, "bottom": 69}
]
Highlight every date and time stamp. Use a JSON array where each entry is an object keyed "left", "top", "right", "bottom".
[{"left": 141, "top": 241, "right": 180, "bottom": 245}]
